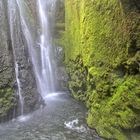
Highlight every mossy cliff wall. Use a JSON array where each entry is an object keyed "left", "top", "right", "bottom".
[{"left": 63, "top": 0, "right": 140, "bottom": 139}]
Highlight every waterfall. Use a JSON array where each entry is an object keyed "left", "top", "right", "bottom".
[
  {"left": 14, "top": 0, "right": 57, "bottom": 100},
  {"left": 7, "top": 0, "right": 57, "bottom": 115},
  {"left": 37, "top": 0, "right": 57, "bottom": 97}
]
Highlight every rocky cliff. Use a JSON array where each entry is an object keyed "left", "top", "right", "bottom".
[
  {"left": 0, "top": 0, "right": 16, "bottom": 121},
  {"left": 62, "top": 0, "right": 140, "bottom": 139}
]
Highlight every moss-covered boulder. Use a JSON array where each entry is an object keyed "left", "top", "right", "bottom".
[{"left": 62, "top": 0, "right": 140, "bottom": 139}]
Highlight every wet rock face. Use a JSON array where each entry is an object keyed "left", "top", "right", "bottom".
[
  {"left": 0, "top": 2, "right": 14, "bottom": 88},
  {"left": 0, "top": 0, "right": 16, "bottom": 121},
  {"left": 54, "top": 46, "right": 69, "bottom": 91},
  {"left": 54, "top": 0, "right": 68, "bottom": 91},
  {"left": 0, "top": 0, "right": 43, "bottom": 121}
]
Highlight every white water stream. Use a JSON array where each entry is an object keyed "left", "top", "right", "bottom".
[
  {"left": 17, "top": 0, "right": 57, "bottom": 97},
  {"left": 8, "top": 0, "right": 57, "bottom": 114},
  {"left": 37, "top": 0, "right": 57, "bottom": 96},
  {"left": 8, "top": 0, "right": 24, "bottom": 115}
]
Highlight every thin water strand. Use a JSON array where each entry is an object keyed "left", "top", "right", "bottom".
[
  {"left": 15, "top": 62, "right": 24, "bottom": 115},
  {"left": 8, "top": 0, "right": 24, "bottom": 115}
]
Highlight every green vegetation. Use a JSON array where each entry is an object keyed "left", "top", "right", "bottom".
[
  {"left": 0, "top": 87, "right": 16, "bottom": 121},
  {"left": 61, "top": 0, "right": 140, "bottom": 139}
]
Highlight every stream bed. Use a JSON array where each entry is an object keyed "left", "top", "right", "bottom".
[{"left": 0, "top": 92, "right": 104, "bottom": 140}]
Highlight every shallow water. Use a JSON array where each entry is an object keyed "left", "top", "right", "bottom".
[{"left": 0, "top": 92, "right": 104, "bottom": 140}]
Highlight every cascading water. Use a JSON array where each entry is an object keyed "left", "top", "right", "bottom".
[
  {"left": 8, "top": 0, "right": 24, "bottom": 115},
  {"left": 14, "top": 0, "right": 57, "bottom": 100},
  {"left": 15, "top": 62, "right": 24, "bottom": 115},
  {"left": 37, "top": 0, "right": 56, "bottom": 98}
]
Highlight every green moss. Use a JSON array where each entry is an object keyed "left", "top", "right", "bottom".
[
  {"left": 63, "top": 0, "right": 140, "bottom": 139},
  {"left": 0, "top": 87, "right": 16, "bottom": 120},
  {"left": 87, "top": 76, "right": 140, "bottom": 139}
]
